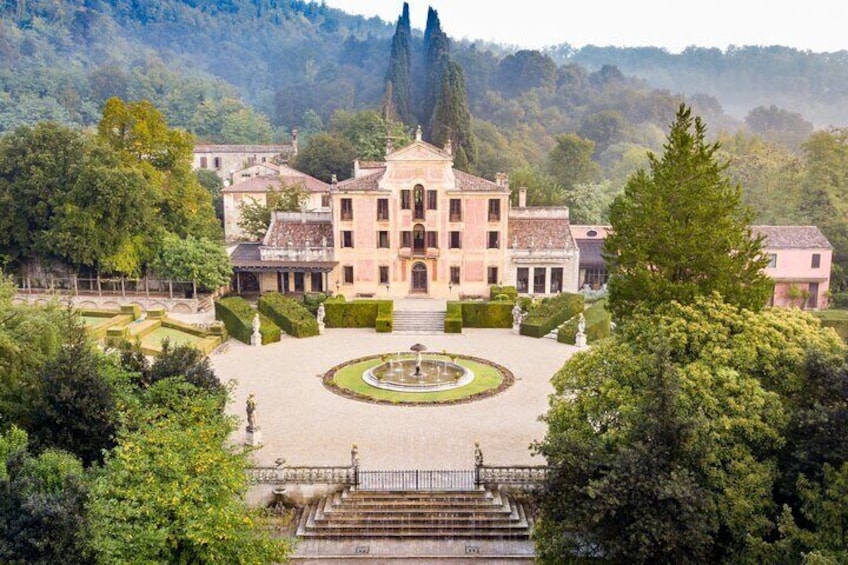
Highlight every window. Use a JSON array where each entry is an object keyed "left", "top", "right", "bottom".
[
  {"left": 449, "top": 231, "right": 462, "bottom": 249},
  {"left": 401, "top": 190, "right": 411, "bottom": 210},
  {"left": 516, "top": 268, "right": 529, "bottom": 293},
  {"left": 426, "top": 231, "right": 437, "bottom": 248},
  {"left": 379, "top": 265, "right": 390, "bottom": 284},
  {"left": 488, "top": 199, "right": 501, "bottom": 221},
  {"left": 341, "top": 198, "right": 353, "bottom": 221},
  {"left": 550, "top": 268, "right": 563, "bottom": 293},
  {"left": 377, "top": 231, "right": 390, "bottom": 248},
  {"left": 586, "top": 229, "right": 598, "bottom": 237},
  {"left": 450, "top": 266, "right": 461, "bottom": 284},
  {"left": 487, "top": 266, "right": 499, "bottom": 285},
  {"left": 449, "top": 199, "right": 462, "bottom": 222},
  {"left": 401, "top": 231, "right": 412, "bottom": 248},
  {"left": 487, "top": 231, "right": 500, "bottom": 249},
  {"left": 427, "top": 190, "right": 438, "bottom": 210},
  {"left": 213, "top": 157, "right": 221, "bottom": 169},
  {"left": 200, "top": 157, "right": 208, "bottom": 168},
  {"left": 768, "top": 253, "right": 777, "bottom": 268},
  {"left": 294, "top": 272, "right": 304, "bottom": 292},
  {"left": 413, "top": 185, "right": 425, "bottom": 219},
  {"left": 321, "top": 194, "right": 330, "bottom": 208},
  {"left": 377, "top": 198, "right": 389, "bottom": 221},
  {"left": 534, "top": 268, "right": 546, "bottom": 294},
  {"left": 812, "top": 253, "right": 821, "bottom": 268},
  {"left": 341, "top": 230, "right": 354, "bottom": 248},
  {"left": 343, "top": 266, "right": 354, "bottom": 284}
]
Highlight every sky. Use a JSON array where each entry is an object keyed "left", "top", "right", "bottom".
[{"left": 321, "top": 0, "right": 848, "bottom": 53}]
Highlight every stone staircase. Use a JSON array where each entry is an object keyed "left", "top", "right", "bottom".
[
  {"left": 291, "top": 487, "right": 535, "bottom": 563},
  {"left": 296, "top": 488, "right": 532, "bottom": 539},
  {"left": 392, "top": 310, "right": 446, "bottom": 333}
]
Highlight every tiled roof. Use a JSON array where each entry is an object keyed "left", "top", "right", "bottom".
[
  {"left": 508, "top": 217, "right": 576, "bottom": 250},
  {"left": 358, "top": 161, "right": 386, "bottom": 169},
  {"left": 194, "top": 144, "right": 293, "bottom": 154},
  {"left": 454, "top": 170, "right": 507, "bottom": 192},
  {"left": 754, "top": 225, "right": 832, "bottom": 249},
  {"left": 223, "top": 170, "right": 329, "bottom": 194},
  {"left": 264, "top": 217, "right": 334, "bottom": 248},
  {"left": 335, "top": 169, "right": 385, "bottom": 191},
  {"left": 230, "top": 242, "right": 261, "bottom": 262}
]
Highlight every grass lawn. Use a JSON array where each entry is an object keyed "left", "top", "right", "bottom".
[
  {"left": 813, "top": 309, "right": 848, "bottom": 342},
  {"left": 141, "top": 326, "right": 204, "bottom": 350},
  {"left": 331, "top": 354, "right": 505, "bottom": 404}
]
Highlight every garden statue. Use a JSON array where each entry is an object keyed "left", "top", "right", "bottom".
[
  {"left": 474, "top": 441, "right": 484, "bottom": 467},
  {"left": 246, "top": 393, "right": 257, "bottom": 432},
  {"left": 577, "top": 313, "right": 586, "bottom": 335},
  {"left": 317, "top": 303, "right": 325, "bottom": 325},
  {"left": 251, "top": 313, "right": 262, "bottom": 346}
]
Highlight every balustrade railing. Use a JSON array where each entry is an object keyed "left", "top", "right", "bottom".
[
  {"left": 13, "top": 275, "right": 199, "bottom": 298},
  {"left": 258, "top": 246, "right": 334, "bottom": 262},
  {"left": 476, "top": 465, "right": 548, "bottom": 485},
  {"left": 247, "top": 466, "right": 356, "bottom": 486}
]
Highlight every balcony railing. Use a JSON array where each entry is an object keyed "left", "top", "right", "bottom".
[{"left": 259, "top": 246, "right": 335, "bottom": 262}]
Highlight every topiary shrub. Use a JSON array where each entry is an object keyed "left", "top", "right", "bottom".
[
  {"left": 215, "top": 296, "right": 280, "bottom": 345},
  {"left": 376, "top": 300, "right": 393, "bottom": 333},
  {"left": 521, "top": 292, "right": 584, "bottom": 338},
  {"left": 460, "top": 301, "right": 513, "bottom": 328},
  {"left": 258, "top": 292, "right": 319, "bottom": 338},
  {"left": 302, "top": 292, "right": 328, "bottom": 315},
  {"left": 489, "top": 285, "right": 518, "bottom": 301}
]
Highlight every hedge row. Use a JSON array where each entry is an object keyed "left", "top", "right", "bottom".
[
  {"left": 215, "top": 296, "right": 281, "bottom": 345},
  {"left": 460, "top": 301, "right": 513, "bottom": 328},
  {"left": 489, "top": 285, "right": 518, "bottom": 301},
  {"left": 324, "top": 296, "right": 393, "bottom": 332},
  {"left": 557, "top": 298, "right": 612, "bottom": 345},
  {"left": 445, "top": 302, "right": 463, "bottom": 333},
  {"left": 520, "top": 292, "right": 584, "bottom": 338},
  {"left": 258, "top": 292, "right": 319, "bottom": 338}
]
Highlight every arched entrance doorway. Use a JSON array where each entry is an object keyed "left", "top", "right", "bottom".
[{"left": 411, "top": 262, "right": 428, "bottom": 294}]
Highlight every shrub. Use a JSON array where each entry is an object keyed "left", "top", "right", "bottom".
[
  {"left": 258, "top": 292, "right": 319, "bottom": 338},
  {"left": 830, "top": 292, "right": 848, "bottom": 309},
  {"left": 521, "top": 292, "right": 584, "bottom": 338},
  {"left": 460, "top": 301, "right": 513, "bottom": 328},
  {"left": 302, "top": 292, "right": 328, "bottom": 315},
  {"left": 489, "top": 285, "right": 518, "bottom": 301},
  {"left": 214, "top": 296, "right": 280, "bottom": 345},
  {"left": 557, "top": 298, "right": 612, "bottom": 344},
  {"left": 324, "top": 297, "right": 393, "bottom": 331},
  {"left": 445, "top": 302, "right": 463, "bottom": 333}
]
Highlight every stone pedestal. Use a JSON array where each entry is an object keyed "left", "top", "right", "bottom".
[
  {"left": 512, "top": 323, "right": 520, "bottom": 335},
  {"left": 251, "top": 330, "right": 262, "bottom": 347},
  {"left": 245, "top": 427, "right": 262, "bottom": 447},
  {"left": 318, "top": 322, "right": 325, "bottom": 335},
  {"left": 575, "top": 332, "right": 587, "bottom": 348}
]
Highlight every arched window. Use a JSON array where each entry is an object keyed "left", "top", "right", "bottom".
[{"left": 413, "top": 184, "right": 425, "bottom": 219}]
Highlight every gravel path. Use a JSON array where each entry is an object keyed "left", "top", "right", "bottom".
[{"left": 212, "top": 329, "right": 578, "bottom": 470}]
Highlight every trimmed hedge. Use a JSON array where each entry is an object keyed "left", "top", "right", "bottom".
[
  {"left": 215, "top": 296, "right": 280, "bottom": 345},
  {"left": 521, "top": 292, "right": 584, "bottom": 338},
  {"left": 258, "top": 292, "right": 319, "bottom": 338},
  {"left": 489, "top": 285, "right": 518, "bottom": 301},
  {"left": 557, "top": 298, "right": 612, "bottom": 344},
  {"left": 445, "top": 302, "right": 463, "bottom": 333},
  {"left": 460, "top": 301, "right": 513, "bottom": 328},
  {"left": 324, "top": 296, "right": 393, "bottom": 332}
]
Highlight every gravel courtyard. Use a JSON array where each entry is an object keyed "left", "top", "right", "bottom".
[{"left": 212, "top": 329, "right": 578, "bottom": 470}]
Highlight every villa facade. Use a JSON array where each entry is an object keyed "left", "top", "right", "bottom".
[{"left": 227, "top": 135, "right": 580, "bottom": 299}]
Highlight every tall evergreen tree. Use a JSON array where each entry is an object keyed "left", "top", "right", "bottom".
[
  {"left": 605, "top": 104, "right": 772, "bottom": 321},
  {"left": 421, "top": 7, "right": 450, "bottom": 133},
  {"left": 430, "top": 60, "right": 476, "bottom": 171},
  {"left": 382, "top": 3, "right": 413, "bottom": 125}
]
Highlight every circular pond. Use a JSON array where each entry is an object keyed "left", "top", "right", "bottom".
[{"left": 323, "top": 353, "right": 513, "bottom": 406}]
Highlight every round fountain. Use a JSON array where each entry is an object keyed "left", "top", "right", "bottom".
[{"left": 362, "top": 344, "right": 475, "bottom": 393}]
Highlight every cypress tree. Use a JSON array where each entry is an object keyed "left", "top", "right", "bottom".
[
  {"left": 421, "top": 6, "right": 450, "bottom": 133},
  {"left": 430, "top": 60, "right": 476, "bottom": 170},
  {"left": 383, "top": 3, "right": 412, "bottom": 125}
]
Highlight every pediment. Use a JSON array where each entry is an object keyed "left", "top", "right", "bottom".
[{"left": 385, "top": 140, "right": 453, "bottom": 163}]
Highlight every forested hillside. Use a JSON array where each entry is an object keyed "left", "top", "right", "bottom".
[{"left": 2, "top": 0, "right": 848, "bottom": 291}]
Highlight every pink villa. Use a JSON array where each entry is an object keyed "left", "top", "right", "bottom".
[
  {"left": 569, "top": 224, "right": 833, "bottom": 310},
  {"left": 225, "top": 133, "right": 580, "bottom": 298}
]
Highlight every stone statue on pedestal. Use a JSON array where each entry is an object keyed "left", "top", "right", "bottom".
[
  {"left": 316, "top": 303, "right": 326, "bottom": 334},
  {"left": 250, "top": 313, "right": 262, "bottom": 347},
  {"left": 244, "top": 393, "right": 262, "bottom": 446}
]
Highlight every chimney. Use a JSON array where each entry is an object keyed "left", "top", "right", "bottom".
[
  {"left": 291, "top": 128, "right": 299, "bottom": 155},
  {"left": 519, "top": 187, "right": 527, "bottom": 208},
  {"left": 495, "top": 172, "right": 505, "bottom": 187}
]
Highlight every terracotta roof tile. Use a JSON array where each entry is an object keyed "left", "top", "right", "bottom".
[
  {"left": 264, "top": 218, "right": 334, "bottom": 248},
  {"left": 508, "top": 217, "right": 576, "bottom": 250},
  {"left": 454, "top": 170, "right": 507, "bottom": 192},
  {"left": 194, "top": 144, "right": 294, "bottom": 154},
  {"left": 335, "top": 169, "right": 385, "bottom": 191},
  {"left": 753, "top": 225, "right": 832, "bottom": 249}
]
